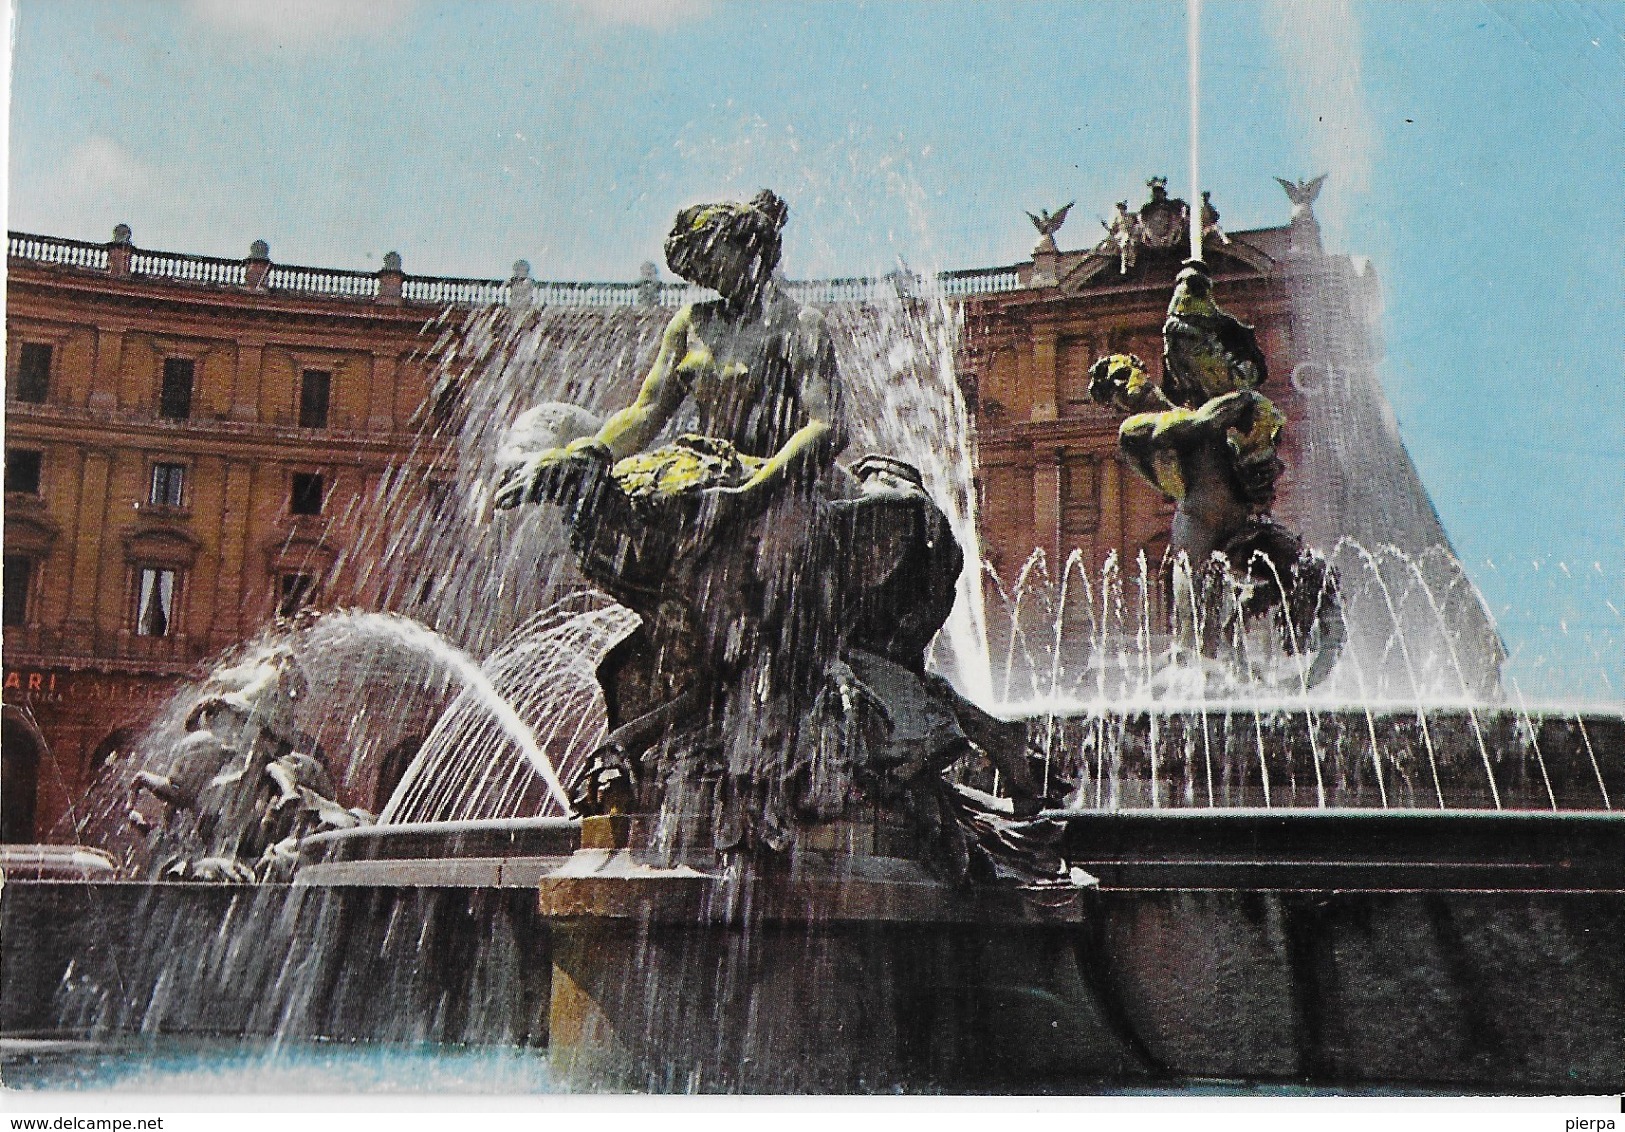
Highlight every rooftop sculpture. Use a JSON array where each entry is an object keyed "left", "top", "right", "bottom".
[
  {"left": 1026, "top": 201, "right": 1074, "bottom": 255},
  {"left": 1092, "top": 177, "right": 1194, "bottom": 272},
  {"left": 1276, "top": 174, "right": 1327, "bottom": 254}
]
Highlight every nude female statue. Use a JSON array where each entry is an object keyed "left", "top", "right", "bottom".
[
  {"left": 494, "top": 192, "right": 854, "bottom": 689},
  {"left": 496, "top": 190, "right": 845, "bottom": 510},
  {"left": 493, "top": 192, "right": 1053, "bottom": 853}
]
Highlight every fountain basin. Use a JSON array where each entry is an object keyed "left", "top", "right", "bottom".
[
  {"left": 534, "top": 807, "right": 1624, "bottom": 1092},
  {"left": 3, "top": 806, "right": 1620, "bottom": 1092},
  {"left": 1036, "top": 705, "right": 1624, "bottom": 810},
  {"left": 0, "top": 879, "right": 553, "bottom": 1048},
  {"left": 0, "top": 845, "right": 118, "bottom": 881},
  {"left": 293, "top": 816, "right": 580, "bottom": 888},
  {"left": 533, "top": 816, "right": 1108, "bottom": 1092},
  {"left": 1054, "top": 808, "right": 1625, "bottom": 1093},
  {"left": 1052, "top": 807, "right": 1625, "bottom": 889}
]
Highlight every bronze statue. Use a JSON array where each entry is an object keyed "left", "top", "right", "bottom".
[
  {"left": 1089, "top": 260, "right": 1343, "bottom": 689},
  {"left": 128, "top": 646, "right": 370, "bottom": 881},
  {"left": 495, "top": 191, "right": 1062, "bottom": 879}
]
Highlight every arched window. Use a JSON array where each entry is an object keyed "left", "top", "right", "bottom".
[{"left": 89, "top": 726, "right": 141, "bottom": 782}]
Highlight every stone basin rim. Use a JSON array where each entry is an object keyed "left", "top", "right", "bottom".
[
  {"left": 296, "top": 806, "right": 1625, "bottom": 860},
  {"left": 302, "top": 815, "right": 578, "bottom": 849},
  {"left": 1040, "top": 806, "right": 1625, "bottom": 822},
  {"left": 1015, "top": 701, "right": 1625, "bottom": 720}
]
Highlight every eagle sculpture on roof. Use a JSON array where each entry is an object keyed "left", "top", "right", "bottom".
[
  {"left": 1274, "top": 175, "right": 1327, "bottom": 217},
  {"left": 1025, "top": 201, "right": 1074, "bottom": 237}
]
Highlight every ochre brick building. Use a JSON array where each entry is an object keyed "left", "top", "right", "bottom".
[{"left": 3, "top": 230, "right": 457, "bottom": 839}]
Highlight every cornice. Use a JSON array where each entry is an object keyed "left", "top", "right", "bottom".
[
  {"left": 6, "top": 268, "right": 452, "bottom": 340},
  {"left": 979, "top": 416, "right": 1124, "bottom": 448},
  {"left": 124, "top": 521, "right": 202, "bottom": 568},
  {"left": 3, "top": 402, "right": 450, "bottom": 464},
  {"left": 3, "top": 506, "right": 62, "bottom": 553},
  {"left": 970, "top": 268, "right": 1283, "bottom": 319},
  {"left": 0, "top": 649, "right": 196, "bottom": 679}
]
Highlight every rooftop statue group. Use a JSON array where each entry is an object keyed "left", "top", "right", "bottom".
[{"left": 1079, "top": 176, "right": 1231, "bottom": 275}]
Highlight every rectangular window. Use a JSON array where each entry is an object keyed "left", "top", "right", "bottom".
[
  {"left": 299, "top": 369, "right": 332, "bottom": 429},
  {"left": 278, "top": 573, "right": 316, "bottom": 619},
  {"left": 5, "top": 449, "right": 43, "bottom": 496},
  {"left": 135, "top": 567, "right": 177, "bottom": 637},
  {"left": 1060, "top": 453, "right": 1100, "bottom": 548},
  {"left": 150, "top": 462, "right": 186, "bottom": 508},
  {"left": 290, "top": 472, "right": 325, "bottom": 516},
  {"left": 14, "top": 343, "right": 52, "bottom": 403},
  {"left": 3, "top": 556, "right": 33, "bottom": 627},
  {"left": 1058, "top": 336, "right": 1095, "bottom": 415},
  {"left": 160, "top": 358, "right": 194, "bottom": 420}
]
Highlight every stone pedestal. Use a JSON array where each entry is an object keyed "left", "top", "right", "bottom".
[{"left": 538, "top": 816, "right": 1144, "bottom": 1093}]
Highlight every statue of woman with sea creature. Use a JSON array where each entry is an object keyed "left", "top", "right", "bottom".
[{"left": 495, "top": 191, "right": 1063, "bottom": 880}]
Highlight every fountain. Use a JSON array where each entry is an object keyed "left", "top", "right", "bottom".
[
  {"left": 2, "top": 177, "right": 1619, "bottom": 1095},
  {"left": 3, "top": 9, "right": 1622, "bottom": 1080}
]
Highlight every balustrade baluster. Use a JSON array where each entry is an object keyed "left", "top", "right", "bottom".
[{"left": 10, "top": 227, "right": 1026, "bottom": 308}]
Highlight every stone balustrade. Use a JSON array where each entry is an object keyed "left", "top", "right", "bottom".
[
  {"left": 8, "top": 227, "right": 1026, "bottom": 310},
  {"left": 9, "top": 232, "right": 110, "bottom": 272},
  {"left": 129, "top": 249, "right": 249, "bottom": 288},
  {"left": 264, "top": 264, "right": 380, "bottom": 299}
]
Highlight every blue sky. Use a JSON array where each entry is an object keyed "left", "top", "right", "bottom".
[{"left": 8, "top": 0, "right": 1623, "bottom": 695}]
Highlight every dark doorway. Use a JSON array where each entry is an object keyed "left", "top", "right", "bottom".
[
  {"left": 14, "top": 343, "right": 52, "bottom": 403},
  {"left": 90, "top": 726, "right": 141, "bottom": 783},
  {"left": 374, "top": 734, "right": 424, "bottom": 811},
  {"left": 160, "top": 358, "right": 194, "bottom": 420},
  {"left": 2, "top": 717, "right": 42, "bottom": 842},
  {"left": 299, "top": 369, "right": 332, "bottom": 429}
]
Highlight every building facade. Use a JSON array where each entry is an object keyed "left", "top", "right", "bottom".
[{"left": 3, "top": 230, "right": 457, "bottom": 839}]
